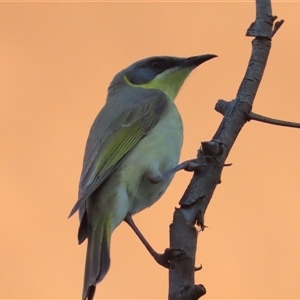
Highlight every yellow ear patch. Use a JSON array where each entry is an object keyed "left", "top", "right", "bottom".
[{"left": 124, "top": 67, "right": 191, "bottom": 101}]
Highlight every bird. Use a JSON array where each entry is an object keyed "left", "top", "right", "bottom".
[{"left": 69, "top": 54, "right": 216, "bottom": 300}]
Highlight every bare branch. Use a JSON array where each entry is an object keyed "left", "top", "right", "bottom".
[
  {"left": 168, "top": 1, "right": 284, "bottom": 300},
  {"left": 248, "top": 111, "right": 300, "bottom": 128}
]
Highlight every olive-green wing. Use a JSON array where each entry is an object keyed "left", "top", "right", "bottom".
[{"left": 68, "top": 93, "right": 169, "bottom": 218}]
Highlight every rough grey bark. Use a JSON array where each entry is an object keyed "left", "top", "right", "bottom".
[{"left": 168, "top": 1, "right": 285, "bottom": 299}]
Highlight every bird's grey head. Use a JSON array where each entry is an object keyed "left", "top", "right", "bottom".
[
  {"left": 108, "top": 54, "right": 217, "bottom": 100},
  {"left": 109, "top": 55, "right": 216, "bottom": 87}
]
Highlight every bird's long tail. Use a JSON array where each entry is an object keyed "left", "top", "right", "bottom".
[{"left": 82, "top": 216, "right": 111, "bottom": 300}]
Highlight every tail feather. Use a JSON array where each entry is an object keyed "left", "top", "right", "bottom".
[
  {"left": 82, "top": 217, "right": 111, "bottom": 300},
  {"left": 86, "top": 285, "right": 96, "bottom": 300},
  {"left": 78, "top": 210, "right": 88, "bottom": 244}
]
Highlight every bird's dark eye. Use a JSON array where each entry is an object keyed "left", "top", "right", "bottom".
[{"left": 150, "top": 60, "right": 164, "bottom": 70}]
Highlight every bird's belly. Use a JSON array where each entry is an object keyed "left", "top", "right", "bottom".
[{"left": 120, "top": 105, "right": 183, "bottom": 215}]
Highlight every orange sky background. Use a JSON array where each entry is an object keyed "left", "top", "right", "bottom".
[{"left": 1, "top": 2, "right": 300, "bottom": 300}]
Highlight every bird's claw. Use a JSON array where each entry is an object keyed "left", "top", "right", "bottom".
[
  {"left": 154, "top": 248, "right": 203, "bottom": 271},
  {"left": 183, "top": 159, "right": 204, "bottom": 172},
  {"left": 153, "top": 248, "right": 185, "bottom": 268}
]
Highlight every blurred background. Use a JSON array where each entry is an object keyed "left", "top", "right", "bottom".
[{"left": 1, "top": 1, "right": 300, "bottom": 299}]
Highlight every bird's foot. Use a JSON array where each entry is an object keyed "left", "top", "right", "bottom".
[
  {"left": 153, "top": 248, "right": 185, "bottom": 268},
  {"left": 148, "top": 159, "right": 205, "bottom": 184}
]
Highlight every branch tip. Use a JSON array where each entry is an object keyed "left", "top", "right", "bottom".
[
  {"left": 271, "top": 15, "right": 278, "bottom": 21},
  {"left": 195, "top": 264, "right": 202, "bottom": 272},
  {"left": 194, "top": 284, "right": 206, "bottom": 298},
  {"left": 201, "top": 141, "right": 223, "bottom": 156},
  {"left": 272, "top": 19, "right": 284, "bottom": 37},
  {"left": 183, "top": 284, "right": 206, "bottom": 300},
  {"left": 215, "top": 99, "right": 230, "bottom": 115},
  {"left": 224, "top": 163, "right": 232, "bottom": 167}
]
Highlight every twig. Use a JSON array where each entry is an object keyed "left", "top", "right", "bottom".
[{"left": 249, "top": 111, "right": 300, "bottom": 128}]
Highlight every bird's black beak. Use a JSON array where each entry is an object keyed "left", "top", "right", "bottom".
[{"left": 180, "top": 54, "right": 217, "bottom": 69}]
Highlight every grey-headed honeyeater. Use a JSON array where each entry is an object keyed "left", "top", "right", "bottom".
[{"left": 69, "top": 54, "right": 216, "bottom": 300}]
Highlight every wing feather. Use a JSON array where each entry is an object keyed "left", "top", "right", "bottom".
[{"left": 68, "top": 88, "right": 169, "bottom": 218}]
